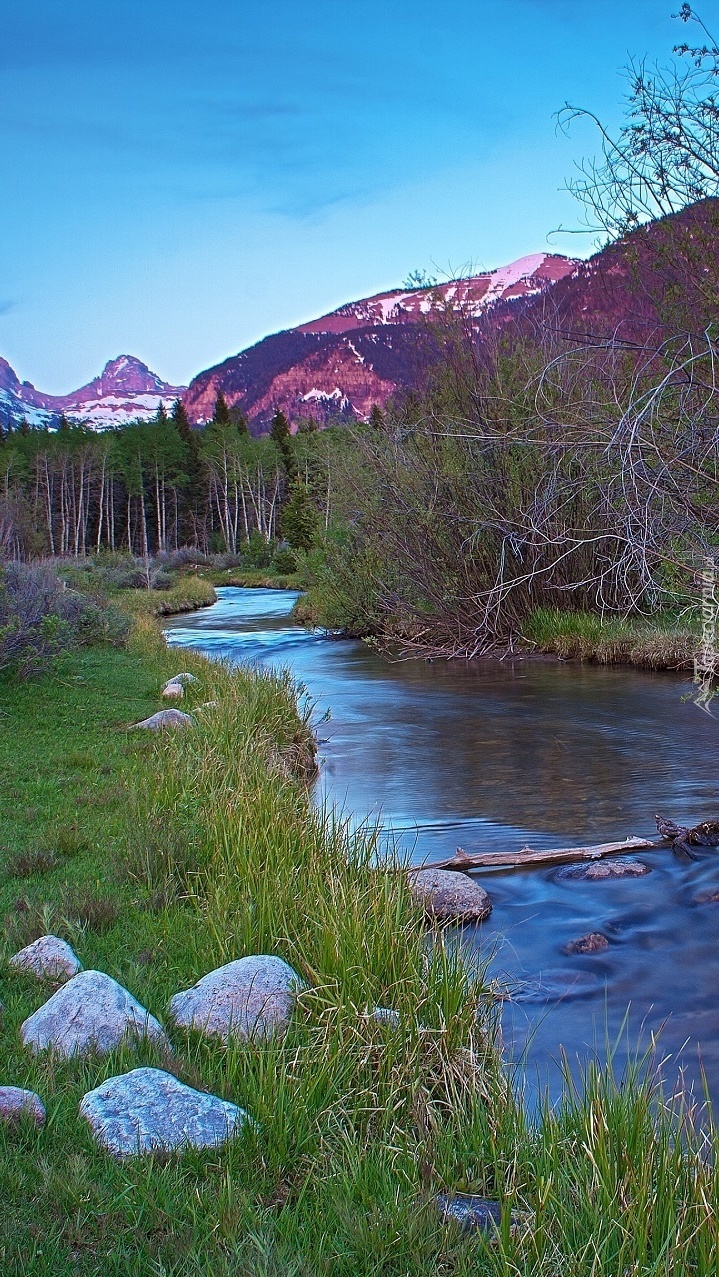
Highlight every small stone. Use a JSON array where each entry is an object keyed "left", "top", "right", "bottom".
[
  {"left": 131, "top": 709, "right": 194, "bottom": 731},
  {"left": 21, "top": 970, "right": 169, "bottom": 1058},
  {"left": 10, "top": 935, "right": 82, "bottom": 982},
  {"left": 162, "top": 673, "right": 198, "bottom": 690},
  {"left": 435, "top": 1193, "right": 510, "bottom": 1234},
  {"left": 555, "top": 859, "right": 651, "bottom": 882},
  {"left": 408, "top": 868, "right": 492, "bottom": 923},
  {"left": 562, "top": 932, "right": 610, "bottom": 955},
  {"left": 694, "top": 887, "right": 719, "bottom": 904},
  {"left": 0, "top": 1086, "right": 45, "bottom": 1126},
  {"left": 169, "top": 955, "right": 304, "bottom": 1042},
  {"left": 371, "top": 1006, "right": 400, "bottom": 1026},
  {"left": 80, "top": 1067, "right": 249, "bottom": 1157},
  {"left": 162, "top": 683, "right": 184, "bottom": 700}
]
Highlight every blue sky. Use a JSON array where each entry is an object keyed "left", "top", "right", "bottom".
[{"left": 0, "top": 1, "right": 695, "bottom": 390}]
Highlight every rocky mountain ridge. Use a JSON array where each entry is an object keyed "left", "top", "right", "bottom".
[{"left": 0, "top": 355, "right": 185, "bottom": 431}]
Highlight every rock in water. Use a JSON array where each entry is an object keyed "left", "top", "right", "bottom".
[
  {"left": 0, "top": 1087, "right": 46, "bottom": 1126},
  {"left": 169, "top": 955, "right": 304, "bottom": 1042},
  {"left": 10, "top": 934, "right": 82, "bottom": 981},
  {"left": 562, "top": 932, "right": 610, "bottom": 955},
  {"left": 408, "top": 868, "right": 492, "bottom": 923},
  {"left": 21, "top": 970, "right": 169, "bottom": 1057},
  {"left": 555, "top": 859, "right": 651, "bottom": 882},
  {"left": 131, "top": 709, "right": 194, "bottom": 731},
  {"left": 435, "top": 1193, "right": 507, "bottom": 1233},
  {"left": 162, "top": 682, "right": 184, "bottom": 700},
  {"left": 80, "top": 1067, "right": 249, "bottom": 1157}
]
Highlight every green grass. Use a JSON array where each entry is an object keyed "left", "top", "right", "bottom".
[
  {"left": 201, "top": 567, "right": 300, "bottom": 590},
  {"left": 1, "top": 611, "right": 718, "bottom": 1274},
  {"left": 116, "top": 572, "right": 217, "bottom": 617},
  {"left": 524, "top": 607, "right": 697, "bottom": 670}
]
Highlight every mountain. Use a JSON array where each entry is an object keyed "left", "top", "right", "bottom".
[
  {"left": 182, "top": 253, "right": 578, "bottom": 429},
  {"left": 0, "top": 355, "right": 185, "bottom": 430}
]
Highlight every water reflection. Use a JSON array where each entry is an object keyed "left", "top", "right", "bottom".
[{"left": 165, "top": 588, "right": 719, "bottom": 1102}]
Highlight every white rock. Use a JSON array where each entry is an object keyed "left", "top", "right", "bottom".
[
  {"left": 169, "top": 955, "right": 304, "bottom": 1042},
  {"left": 162, "top": 682, "right": 184, "bottom": 700},
  {"left": 80, "top": 1067, "right": 249, "bottom": 1157},
  {"left": 21, "top": 970, "right": 169, "bottom": 1058},
  {"left": 408, "top": 868, "right": 493, "bottom": 923},
  {"left": 131, "top": 709, "right": 194, "bottom": 731},
  {"left": 162, "top": 673, "right": 198, "bottom": 690},
  {"left": 371, "top": 1006, "right": 400, "bottom": 1027},
  {"left": 0, "top": 1086, "right": 45, "bottom": 1125},
  {"left": 10, "top": 935, "right": 82, "bottom": 982}
]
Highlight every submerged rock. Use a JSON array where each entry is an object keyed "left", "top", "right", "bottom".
[
  {"left": 435, "top": 1193, "right": 509, "bottom": 1233},
  {"left": 131, "top": 709, "right": 194, "bottom": 731},
  {"left": 562, "top": 932, "right": 610, "bottom": 955},
  {"left": 80, "top": 1066, "right": 249, "bottom": 1157},
  {"left": 694, "top": 886, "right": 719, "bottom": 904},
  {"left": 21, "top": 970, "right": 169, "bottom": 1058},
  {"left": 555, "top": 859, "right": 651, "bottom": 882},
  {"left": 408, "top": 868, "right": 492, "bottom": 923},
  {"left": 0, "top": 1086, "right": 45, "bottom": 1126},
  {"left": 10, "top": 934, "right": 82, "bottom": 982},
  {"left": 169, "top": 955, "right": 304, "bottom": 1042},
  {"left": 371, "top": 1006, "right": 401, "bottom": 1027}
]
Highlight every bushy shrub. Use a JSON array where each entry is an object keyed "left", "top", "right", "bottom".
[
  {"left": 0, "top": 561, "right": 129, "bottom": 677},
  {"left": 272, "top": 546, "right": 298, "bottom": 574}
]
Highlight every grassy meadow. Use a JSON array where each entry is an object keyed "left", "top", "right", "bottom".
[{"left": 0, "top": 589, "right": 717, "bottom": 1274}]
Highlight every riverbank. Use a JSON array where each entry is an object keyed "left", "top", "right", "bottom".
[{"left": 2, "top": 596, "right": 718, "bottom": 1273}]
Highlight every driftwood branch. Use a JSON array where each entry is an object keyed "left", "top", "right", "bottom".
[{"left": 418, "top": 836, "right": 657, "bottom": 873}]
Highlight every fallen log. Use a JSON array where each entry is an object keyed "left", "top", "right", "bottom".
[{"left": 416, "top": 836, "right": 657, "bottom": 873}]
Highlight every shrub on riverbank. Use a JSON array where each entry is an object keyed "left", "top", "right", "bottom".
[{"left": 0, "top": 561, "right": 128, "bottom": 677}]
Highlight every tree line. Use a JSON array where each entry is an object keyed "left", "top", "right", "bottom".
[{"left": 0, "top": 396, "right": 337, "bottom": 561}]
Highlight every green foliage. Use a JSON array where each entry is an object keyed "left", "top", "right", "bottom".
[{"left": 281, "top": 480, "right": 319, "bottom": 552}]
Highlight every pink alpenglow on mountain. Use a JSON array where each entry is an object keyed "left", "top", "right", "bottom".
[
  {"left": 182, "top": 253, "right": 577, "bottom": 430},
  {"left": 0, "top": 356, "right": 185, "bottom": 431}
]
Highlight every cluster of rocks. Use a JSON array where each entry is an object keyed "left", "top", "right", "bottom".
[
  {"left": 2, "top": 939, "right": 304, "bottom": 1157},
  {"left": 132, "top": 672, "right": 199, "bottom": 731}
]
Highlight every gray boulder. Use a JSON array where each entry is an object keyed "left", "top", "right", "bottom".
[
  {"left": 169, "top": 955, "right": 304, "bottom": 1042},
  {"left": 435, "top": 1193, "right": 513, "bottom": 1233},
  {"left": 408, "top": 868, "right": 492, "bottom": 923},
  {"left": 80, "top": 1067, "right": 249, "bottom": 1157},
  {"left": 555, "top": 859, "right": 651, "bottom": 882},
  {"left": 21, "top": 970, "right": 169, "bottom": 1058},
  {"left": 0, "top": 1086, "right": 45, "bottom": 1126},
  {"left": 10, "top": 934, "right": 82, "bottom": 982},
  {"left": 131, "top": 709, "right": 194, "bottom": 731},
  {"left": 371, "top": 1006, "right": 401, "bottom": 1027}
]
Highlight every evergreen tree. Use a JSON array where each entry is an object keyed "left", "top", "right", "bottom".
[
  {"left": 57, "top": 414, "right": 71, "bottom": 433},
  {"left": 369, "top": 403, "right": 385, "bottom": 430},
  {"left": 154, "top": 400, "right": 168, "bottom": 423},
  {"left": 171, "top": 398, "right": 192, "bottom": 440},
  {"left": 18, "top": 417, "right": 30, "bottom": 436},
  {"left": 269, "top": 408, "right": 296, "bottom": 477},
  {"left": 229, "top": 404, "right": 250, "bottom": 435},
  {"left": 281, "top": 479, "right": 319, "bottom": 552},
  {"left": 213, "top": 393, "right": 231, "bottom": 426}
]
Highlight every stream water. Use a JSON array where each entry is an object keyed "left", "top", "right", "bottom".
[{"left": 165, "top": 587, "right": 719, "bottom": 1104}]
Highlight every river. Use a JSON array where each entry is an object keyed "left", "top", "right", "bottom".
[{"left": 165, "top": 586, "right": 719, "bottom": 1103}]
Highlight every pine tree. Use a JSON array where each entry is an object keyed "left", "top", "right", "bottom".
[
  {"left": 281, "top": 479, "right": 319, "bottom": 552},
  {"left": 57, "top": 414, "right": 71, "bottom": 433},
  {"left": 171, "top": 398, "right": 192, "bottom": 440},
  {"left": 229, "top": 405, "right": 250, "bottom": 435},
  {"left": 213, "top": 393, "right": 231, "bottom": 426},
  {"left": 19, "top": 417, "right": 31, "bottom": 436},
  {"left": 369, "top": 403, "right": 385, "bottom": 430},
  {"left": 154, "top": 400, "right": 168, "bottom": 423}
]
